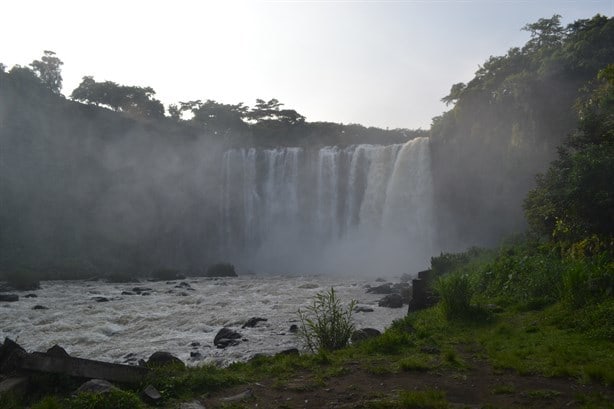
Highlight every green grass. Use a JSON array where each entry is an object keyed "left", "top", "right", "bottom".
[{"left": 364, "top": 389, "right": 449, "bottom": 409}]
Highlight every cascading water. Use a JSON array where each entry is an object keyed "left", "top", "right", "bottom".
[{"left": 220, "top": 137, "right": 434, "bottom": 275}]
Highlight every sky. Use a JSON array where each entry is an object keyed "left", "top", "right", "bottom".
[{"left": 1, "top": 0, "right": 612, "bottom": 130}]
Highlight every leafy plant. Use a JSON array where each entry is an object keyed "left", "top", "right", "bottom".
[
  {"left": 435, "top": 273, "right": 473, "bottom": 319},
  {"left": 297, "top": 287, "right": 356, "bottom": 353}
]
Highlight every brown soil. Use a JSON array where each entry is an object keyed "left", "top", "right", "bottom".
[{"left": 195, "top": 351, "right": 613, "bottom": 409}]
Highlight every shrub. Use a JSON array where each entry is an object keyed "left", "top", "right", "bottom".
[
  {"left": 297, "top": 287, "right": 356, "bottom": 353},
  {"left": 435, "top": 273, "right": 472, "bottom": 319}
]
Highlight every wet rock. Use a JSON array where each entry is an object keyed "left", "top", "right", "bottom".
[
  {"left": 132, "top": 287, "right": 153, "bottom": 294},
  {"left": 0, "top": 338, "right": 27, "bottom": 373},
  {"left": 242, "top": 317, "right": 268, "bottom": 328},
  {"left": 32, "top": 305, "right": 48, "bottom": 310},
  {"left": 366, "top": 283, "right": 393, "bottom": 294},
  {"left": 75, "top": 379, "right": 118, "bottom": 394},
  {"left": 147, "top": 351, "right": 185, "bottom": 368},
  {"left": 24, "top": 293, "right": 38, "bottom": 298},
  {"left": 214, "top": 327, "right": 242, "bottom": 348},
  {"left": 276, "top": 348, "right": 299, "bottom": 357},
  {"left": 91, "top": 296, "right": 109, "bottom": 302},
  {"left": 215, "top": 338, "right": 241, "bottom": 349},
  {"left": 190, "top": 342, "right": 201, "bottom": 348},
  {"left": 142, "top": 384, "right": 162, "bottom": 405},
  {"left": 289, "top": 324, "right": 299, "bottom": 333},
  {"left": 220, "top": 388, "right": 254, "bottom": 403},
  {"left": 190, "top": 351, "right": 203, "bottom": 360},
  {"left": 0, "top": 377, "right": 28, "bottom": 398},
  {"left": 141, "top": 292, "right": 150, "bottom": 296},
  {"left": 375, "top": 278, "right": 387, "bottom": 282},
  {"left": 354, "top": 305, "right": 374, "bottom": 313},
  {"left": 0, "top": 294, "right": 19, "bottom": 302},
  {"left": 378, "top": 293, "right": 403, "bottom": 308},
  {"left": 298, "top": 283, "right": 319, "bottom": 289},
  {"left": 351, "top": 328, "right": 381, "bottom": 343},
  {"left": 179, "top": 401, "right": 206, "bottom": 409},
  {"left": 47, "top": 344, "right": 70, "bottom": 357},
  {"left": 121, "top": 291, "right": 135, "bottom": 295}
]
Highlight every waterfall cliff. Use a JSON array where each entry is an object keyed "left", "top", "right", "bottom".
[{"left": 220, "top": 137, "right": 434, "bottom": 275}]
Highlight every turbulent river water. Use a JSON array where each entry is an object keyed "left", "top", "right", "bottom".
[{"left": 1, "top": 275, "right": 407, "bottom": 367}]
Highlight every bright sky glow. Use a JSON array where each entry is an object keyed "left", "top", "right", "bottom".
[{"left": 2, "top": 0, "right": 612, "bottom": 129}]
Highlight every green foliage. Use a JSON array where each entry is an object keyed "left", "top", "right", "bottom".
[
  {"left": 30, "top": 50, "right": 63, "bottom": 94},
  {"left": 365, "top": 389, "right": 448, "bottom": 409},
  {"left": 145, "top": 364, "right": 246, "bottom": 399},
  {"left": 297, "top": 287, "right": 356, "bottom": 353},
  {"left": 30, "top": 396, "right": 63, "bottom": 409},
  {"left": 435, "top": 273, "right": 473, "bottom": 319},
  {"left": 66, "top": 390, "right": 144, "bottom": 409},
  {"left": 524, "top": 65, "right": 614, "bottom": 245},
  {"left": 71, "top": 76, "right": 165, "bottom": 119}
]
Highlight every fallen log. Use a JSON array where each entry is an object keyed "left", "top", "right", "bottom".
[
  {"left": 1, "top": 338, "right": 149, "bottom": 384},
  {"left": 19, "top": 352, "right": 149, "bottom": 384}
]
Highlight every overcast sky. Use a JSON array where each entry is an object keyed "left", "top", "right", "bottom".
[{"left": 2, "top": 0, "right": 612, "bottom": 129}]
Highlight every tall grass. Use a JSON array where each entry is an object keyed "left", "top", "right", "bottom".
[
  {"left": 435, "top": 273, "right": 473, "bottom": 319},
  {"left": 297, "top": 287, "right": 357, "bottom": 353}
]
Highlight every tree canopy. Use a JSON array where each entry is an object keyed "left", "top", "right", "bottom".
[
  {"left": 71, "top": 76, "right": 165, "bottom": 119},
  {"left": 29, "top": 50, "right": 63, "bottom": 94},
  {"left": 524, "top": 65, "right": 614, "bottom": 246}
]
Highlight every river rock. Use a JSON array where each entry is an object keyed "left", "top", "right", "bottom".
[
  {"left": 289, "top": 324, "right": 299, "bottom": 333},
  {"left": 242, "top": 317, "right": 268, "bottom": 328},
  {"left": 75, "top": 379, "right": 118, "bottom": 394},
  {"left": 47, "top": 344, "right": 70, "bottom": 357},
  {"left": 351, "top": 328, "right": 381, "bottom": 343},
  {"left": 354, "top": 305, "right": 374, "bottom": 313},
  {"left": 32, "top": 305, "right": 48, "bottom": 310},
  {"left": 214, "top": 327, "right": 242, "bottom": 348},
  {"left": 366, "top": 283, "right": 393, "bottom": 294},
  {"left": 91, "top": 296, "right": 109, "bottom": 302},
  {"left": 378, "top": 293, "right": 403, "bottom": 308},
  {"left": 24, "top": 293, "right": 38, "bottom": 298},
  {"left": 142, "top": 384, "right": 162, "bottom": 405},
  {"left": 147, "top": 351, "right": 185, "bottom": 368},
  {"left": 0, "top": 377, "right": 28, "bottom": 398}
]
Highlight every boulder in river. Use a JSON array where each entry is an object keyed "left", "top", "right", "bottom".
[
  {"left": 366, "top": 283, "right": 393, "bottom": 294},
  {"left": 242, "top": 317, "right": 268, "bottom": 328},
  {"left": 214, "top": 327, "right": 242, "bottom": 348},
  {"left": 147, "top": 351, "right": 185, "bottom": 368},
  {"left": 378, "top": 293, "right": 404, "bottom": 308}
]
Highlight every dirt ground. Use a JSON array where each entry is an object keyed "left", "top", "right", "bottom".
[{"left": 195, "top": 352, "right": 613, "bottom": 409}]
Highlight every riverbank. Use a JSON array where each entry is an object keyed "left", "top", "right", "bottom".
[{"left": 2, "top": 239, "right": 612, "bottom": 408}]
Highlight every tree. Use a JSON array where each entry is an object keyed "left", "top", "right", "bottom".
[
  {"left": 191, "top": 100, "right": 248, "bottom": 130},
  {"left": 441, "top": 82, "right": 466, "bottom": 106},
  {"left": 248, "top": 98, "right": 305, "bottom": 125},
  {"left": 30, "top": 50, "right": 63, "bottom": 94},
  {"left": 524, "top": 65, "right": 614, "bottom": 244},
  {"left": 522, "top": 15, "right": 566, "bottom": 52},
  {"left": 71, "top": 77, "right": 165, "bottom": 119}
]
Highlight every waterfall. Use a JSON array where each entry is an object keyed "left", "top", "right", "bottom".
[{"left": 219, "top": 137, "right": 434, "bottom": 275}]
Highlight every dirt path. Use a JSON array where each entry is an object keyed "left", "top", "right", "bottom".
[{"left": 196, "top": 353, "right": 612, "bottom": 408}]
